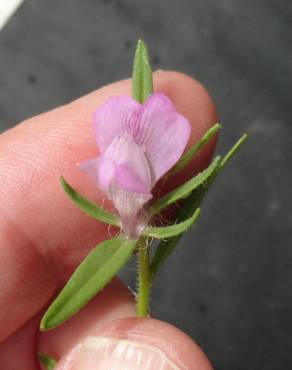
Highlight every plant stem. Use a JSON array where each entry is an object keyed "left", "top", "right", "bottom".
[{"left": 136, "top": 237, "right": 151, "bottom": 317}]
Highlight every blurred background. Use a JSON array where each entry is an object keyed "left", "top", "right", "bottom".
[{"left": 0, "top": 1, "right": 291, "bottom": 369}]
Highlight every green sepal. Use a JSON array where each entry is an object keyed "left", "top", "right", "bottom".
[
  {"left": 144, "top": 208, "right": 200, "bottom": 239},
  {"left": 168, "top": 123, "right": 221, "bottom": 177},
  {"left": 40, "top": 236, "right": 137, "bottom": 331},
  {"left": 150, "top": 156, "right": 221, "bottom": 217},
  {"left": 150, "top": 133, "right": 248, "bottom": 277},
  {"left": 38, "top": 352, "right": 57, "bottom": 370},
  {"left": 132, "top": 39, "right": 153, "bottom": 103},
  {"left": 61, "top": 176, "right": 119, "bottom": 227}
]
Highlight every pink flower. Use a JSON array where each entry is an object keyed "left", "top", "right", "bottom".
[{"left": 80, "top": 93, "right": 191, "bottom": 238}]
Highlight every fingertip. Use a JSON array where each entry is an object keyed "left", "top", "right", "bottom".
[
  {"left": 154, "top": 70, "right": 218, "bottom": 132},
  {"left": 55, "top": 318, "right": 213, "bottom": 370},
  {"left": 37, "top": 278, "right": 136, "bottom": 360}
]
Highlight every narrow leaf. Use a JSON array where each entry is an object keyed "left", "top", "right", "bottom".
[
  {"left": 132, "top": 39, "right": 153, "bottom": 103},
  {"left": 38, "top": 353, "right": 57, "bottom": 370},
  {"left": 150, "top": 156, "right": 221, "bottom": 217},
  {"left": 168, "top": 123, "right": 221, "bottom": 177},
  {"left": 40, "top": 236, "right": 137, "bottom": 331},
  {"left": 220, "top": 133, "right": 248, "bottom": 168},
  {"left": 144, "top": 208, "right": 200, "bottom": 239},
  {"left": 61, "top": 177, "right": 119, "bottom": 227},
  {"left": 150, "top": 133, "right": 248, "bottom": 277}
]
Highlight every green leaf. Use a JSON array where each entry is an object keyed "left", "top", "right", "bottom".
[
  {"left": 150, "top": 133, "right": 248, "bottom": 277},
  {"left": 219, "top": 133, "right": 248, "bottom": 168},
  {"left": 168, "top": 123, "right": 221, "bottom": 177},
  {"left": 61, "top": 177, "right": 119, "bottom": 227},
  {"left": 144, "top": 208, "right": 200, "bottom": 239},
  {"left": 40, "top": 236, "right": 137, "bottom": 331},
  {"left": 38, "top": 353, "right": 57, "bottom": 370},
  {"left": 150, "top": 156, "right": 221, "bottom": 217},
  {"left": 132, "top": 39, "right": 153, "bottom": 103},
  {"left": 185, "top": 134, "right": 248, "bottom": 207}
]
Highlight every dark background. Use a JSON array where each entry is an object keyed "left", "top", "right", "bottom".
[{"left": 0, "top": 1, "right": 291, "bottom": 369}]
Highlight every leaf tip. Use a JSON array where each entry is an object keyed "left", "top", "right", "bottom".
[
  {"left": 39, "top": 318, "right": 47, "bottom": 332},
  {"left": 132, "top": 39, "right": 153, "bottom": 103},
  {"left": 60, "top": 175, "right": 66, "bottom": 186},
  {"left": 39, "top": 313, "right": 54, "bottom": 332},
  {"left": 60, "top": 176, "right": 69, "bottom": 193},
  {"left": 136, "top": 38, "right": 147, "bottom": 51},
  {"left": 137, "top": 38, "right": 144, "bottom": 46},
  {"left": 236, "top": 132, "right": 249, "bottom": 147},
  {"left": 38, "top": 352, "right": 57, "bottom": 369},
  {"left": 134, "top": 39, "right": 151, "bottom": 68},
  {"left": 60, "top": 176, "right": 73, "bottom": 197},
  {"left": 37, "top": 352, "right": 46, "bottom": 361}
]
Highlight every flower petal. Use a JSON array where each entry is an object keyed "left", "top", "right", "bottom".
[
  {"left": 87, "top": 93, "right": 191, "bottom": 237},
  {"left": 135, "top": 93, "right": 191, "bottom": 183},
  {"left": 120, "top": 209, "right": 149, "bottom": 238},
  {"left": 78, "top": 157, "right": 100, "bottom": 185},
  {"left": 96, "top": 156, "right": 116, "bottom": 189},
  {"left": 78, "top": 156, "right": 116, "bottom": 190},
  {"left": 115, "top": 163, "right": 150, "bottom": 194},
  {"left": 109, "top": 184, "right": 151, "bottom": 238},
  {"left": 94, "top": 96, "right": 141, "bottom": 152},
  {"left": 104, "top": 134, "right": 152, "bottom": 194},
  {"left": 103, "top": 135, "right": 152, "bottom": 237},
  {"left": 94, "top": 94, "right": 190, "bottom": 185}
]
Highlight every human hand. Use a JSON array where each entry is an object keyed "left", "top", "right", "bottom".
[{"left": 0, "top": 71, "right": 217, "bottom": 369}]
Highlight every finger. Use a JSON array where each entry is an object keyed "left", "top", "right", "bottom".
[
  {"left": 0, "top": 71, "right": 218, "bottom": 341},
  {"left": 0, "top": 315, "right": 40, "bottom": 370},
  {"left": 38, "top": 278, "right": 212, "bottom": 370},
  {"left": 0, "top": 279, "right": 135, "bottom": 370},
  {"left": 1, "top": 278, "right": 213, "bottom": 370},
  {"left": 37, "top": 279, "right": 135, "bottom": 363},
  {"left": 54, "top": 317, "right": 213, "bottom": 370}
]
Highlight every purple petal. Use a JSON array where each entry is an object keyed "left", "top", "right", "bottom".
[
  {"left": 94, "top": 96, "right": 141, "bottom": 153},
  {"left": 120, "top": 209, "right": 149, "bottom": 239},
  {"left": 104, "top": 135, "right": 151, "bottom": 194},
  {"left": 85, "top": 93, "right": 191, "bottom": 237},
  {"left": 96, "top": 156, "right": 116, "bottom": 189},
  {"left": 94, "top": 94, "right": 190, "bottom": 185},
  {"left": 104, "top": 135, "right": 152, "bottom": 237},
  {"left": 78, "top": 157, "right": 100, "bottom": 185},
  {"left": 109, "top": 184, "right": 151, "bottom": 238},
  {"left": 136, "top": 93, "right": 191, "bottom": 183},
  {"left": 115, "top": 163, "right": 150, "bottom": 194},
  {"left": 78, "top": 156, "right": 116, "bottom": 190}
]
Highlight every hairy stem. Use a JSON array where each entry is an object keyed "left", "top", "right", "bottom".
[{"left": 136, "top": 237, "right": 151, "bottom": 317}]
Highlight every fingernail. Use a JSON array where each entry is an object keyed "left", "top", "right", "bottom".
[{"left": 58, "top": 336, "right": 179, "bottom": 370}]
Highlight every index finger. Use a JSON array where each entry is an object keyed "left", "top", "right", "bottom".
[{"left": 0, "top": 71, "right": 218, "bottom": 342}]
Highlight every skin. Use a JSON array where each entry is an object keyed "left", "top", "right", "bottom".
[{"left": 0, "top": 71, "right": 217, "bottom": 369}]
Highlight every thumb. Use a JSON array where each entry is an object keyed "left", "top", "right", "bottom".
[
  {"left": 55, "top": 318, "right": 213, "bottom": 370},
  {"left": 38, "top": 279, "right": 213, "bottom": 370}
]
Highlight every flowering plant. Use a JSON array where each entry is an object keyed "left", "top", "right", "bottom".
[{"left": 38, "top": 39, "right": 246, "bottom": 368}]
